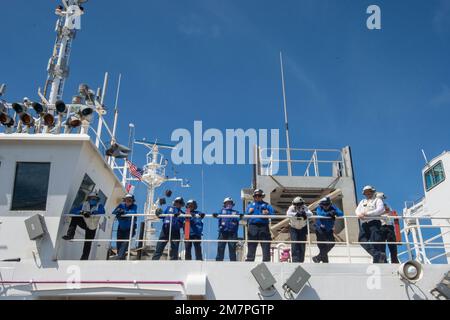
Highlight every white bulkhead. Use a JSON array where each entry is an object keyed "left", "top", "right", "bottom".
[{"left": 0, "top": 133, "right": 125, "bottom": 262}]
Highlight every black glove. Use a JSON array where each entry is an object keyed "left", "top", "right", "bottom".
[
  {"left": 213, "top": 213, "right": 219, "bottom": 218},
  {"left": 116, "top": 208, "right": 125, "bottom": 216},
  {"left": 174, "top": 212, "right": 180, "bottom": 217},
  {"left": 329, "top": 210, "right": 337, "bottom": 221},
  {"left": 239, "top": 213, "right": 244, "bottom": 219},
  {"left": 200, "top": 213, "right": 205, "bottom": 219},
  {"left": 82, "top": 211, "right": 91, "bottom": 218},
  {"left": 155, "top": 208, "right": 163, "bottom": 217},
  {"left": 295, "top": 211, "right": 307, "bottom": 220}
]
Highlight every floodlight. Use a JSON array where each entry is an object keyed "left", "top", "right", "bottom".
[
  {"left": 72, "top": 95, "right": 83, "bottom": 104},
  {"left": 80, "top": 104, "right": 94, "bottom": 117},
  {"left": 282, "top": 265, "right": 311, "bottom": 295},
  {"left": 65, "top": 113, "right": 82, "bottom": 128},
  {"left": 43, "top": 113, "right": 56, "bottom": 127},
  {"left": 32, "top": 102, "right": 46, "bottom": 114},
  {"left": 12, "top": 102, "right": 26, "bottom": 114},
  {"left": 105, "top": 143, "right": 131, "bottom": 159},
  {"left": 250, "top": 263, "right": 277, "bottom": 291},
  {"left": 0, "top": 104, "right": 14, "bottom": 127},
  {"left": 55, "top": 100, "right": 67, "bottom": 114},
  {"left": 20, "top": 112, "right": 34, "bottom": 126},
  {"left": 398, "top": 260, "right": 423, "bottom": 283}
]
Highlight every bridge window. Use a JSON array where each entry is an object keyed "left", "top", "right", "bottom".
[
  {"left": 424, "top": 161, "right": 445, "bottom": 191},
  {"left": 11, "top": 162, "right": 51, "bottom": 211},
  {"left": 70, "top": 174, "right": 108, "bottom": 211},
  {"left": 70, "top": 174, "right": 96, "bottom": 211}
]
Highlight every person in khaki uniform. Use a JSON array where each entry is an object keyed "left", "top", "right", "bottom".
[
  {"left": 355, "top": 185, "right": 386, "bottom": 263},
  {"left": 62, "top": 191, "right": 105, "bottom": 260}
]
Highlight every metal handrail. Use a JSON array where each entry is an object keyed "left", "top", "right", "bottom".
[
  {"left": 258, "top": 147, "right": 346, "bottom": 177},
  {"left": 62, "top": 213, "right": 450, "bottom": 263}
]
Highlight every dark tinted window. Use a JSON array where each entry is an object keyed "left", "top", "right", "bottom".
[
  {"left": 11, "top": 162, "right": 51, "bottom": 211},
  {"left": 424, "top": 161, "right": 445, "bottom": 191},
  {"left": 70, "top": 174, "right": 96, "bottom": 211}
]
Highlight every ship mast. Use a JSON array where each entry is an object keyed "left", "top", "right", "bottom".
[{"left": 43, "top": 0, "right": 87, "bottom": 104}]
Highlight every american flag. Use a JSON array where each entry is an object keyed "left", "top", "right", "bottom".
[{"left": 127, "top": 160, "right": 143, "bottom": 180}]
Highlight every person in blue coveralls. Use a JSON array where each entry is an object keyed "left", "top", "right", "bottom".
[
  {"left": 62, "top": 191, "right": 106, "bottom": 260},
  {"left": 184, "top": 199, "right": 205, "bottom": 261},
  {"left": 152, "top": 196, "right": 185, "bottom": 260},
  {"left": 245, "top": 189, "right": 274, "bottom": 262},
  {"left": 313, "top": 197, "right": 344, "bottom": 263},
  {"left": 214, "top": 197, "right": 241, "bottom": 261},
  {"left": 112, "top": 193, "right": 138, "bottom": 260}
]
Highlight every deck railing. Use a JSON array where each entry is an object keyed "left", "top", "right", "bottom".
[
  {"left": 257, "top": 147, "right": 347, "bottom": 177},
  {"left": 64, "top": 213, "right": 450, "bottom": 264}
]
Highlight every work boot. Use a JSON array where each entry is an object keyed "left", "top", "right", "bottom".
[
  {"left": 312, "top": 255, "right": 321, "bottom": 263},
  {"left": 321, "top": 255, "right": 329, "bottom": 263},
  {"left": 62, "top": 235, "right": 74, "bottom": 240}
]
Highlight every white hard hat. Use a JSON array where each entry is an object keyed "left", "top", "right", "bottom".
[
  {"left": 292, "top": 196, "right": 305, "bottom": 205},
  {"left": 223, "top": 197, "right": 235, "bottom": 205},
  {"left": 123, "top": 193, "right": 135, "bottom": 201},
  {"left": 319, "top": 197, "right": 332, "bottom": 206},
  {"left": 362, "top": 185, "right": 376, "bottom": 194}
]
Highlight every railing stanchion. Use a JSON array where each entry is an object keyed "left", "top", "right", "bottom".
[
  {"left": 127, "top": 215, "right": 134, "bottom": 260},
  {"left": 168, "top": 214, "right": 173, "bottom": 260},
  {"left": 307, "top": 217, "right": 312, "bottom": 262},
  {"left": 343, "top": 216, "right": 352, "bottom": 263}
]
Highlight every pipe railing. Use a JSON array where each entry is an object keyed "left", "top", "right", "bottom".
[
  {"left": 62, "top": 213, "right": 450, "bottom": 264},
  {"left": 258, "top": 147, "right": 346, "bottom": 177}
]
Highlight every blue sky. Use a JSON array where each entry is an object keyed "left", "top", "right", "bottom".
[{"left": 2, "top": 1, "right": 450, "bottom": 260}]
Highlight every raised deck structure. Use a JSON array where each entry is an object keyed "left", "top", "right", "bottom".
[{"left": 0, "top": 0, "right": 449, "bottom": 300}]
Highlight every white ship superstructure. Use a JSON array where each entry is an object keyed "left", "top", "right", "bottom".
[{"left": 0, "top": 1, "right": 449, "bottom": 300}]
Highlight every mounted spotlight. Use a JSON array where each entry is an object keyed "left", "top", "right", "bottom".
[
  {"left": 20, "top": 112, "right": 35, "bottom": 126},
  {"left": 79, "top": 104, "right": 94, "bottom": 117},
  {"left": 55, "top": 100, "right": 67, "bottom": 114},
  {"left": 398, "top": 260, "right": 423, "bottom": 283},
  {"left": 72, "top": 95, "right": 83, "bottom": 104},
  {"left": 43, "top": 113, "right": 56, "bottom": 127},
  {"left": 105, "top": 143, "right": 131, "bottom": 159},
  {"left": 65, "top": 113, "right": 82, "bottom": 128},
  {"left": 32, "top": 102, "right": 45, "bottom": 114},
  {"left": 0, "top": 103, "right": 14, "bottom": 127},
  {"left": 250, "top": 263, "right": 277, "bottom": 291},
  {"left": 12, "top": 102, "right": 26, "bottom": 114},
  {"left": 282, "top": 265, "right": 311, "bottom": 296}
]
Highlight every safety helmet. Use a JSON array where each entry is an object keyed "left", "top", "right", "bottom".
[
  {"left": 123, "top": 193, "right": 135, "bottom": 202},
  {"left": 87, "top": 191, "right": 100, "bottom": 200},
  {"left": 376, "top": 192, "right": 386, "bottom": 199},
  {"left": 362, "top": 185, "right": 376, "bottom": 194},
  {"left": 253, "top": 189, "right": 265, "bottom": 198},
  {"left": 173, "top": 197, "right": 185, "bottom": 206},
  {"left": 186, "top": 199, "right": 198, "bottom": 210},
  {"left": 319, "top": 197, "right": 331, "bottom": 206},
  {"left": 292, "top": 196, "right": 305, "bottom": 206},
  {"left": 223, "top": 197, "right": 235, "bottom": 206}
]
